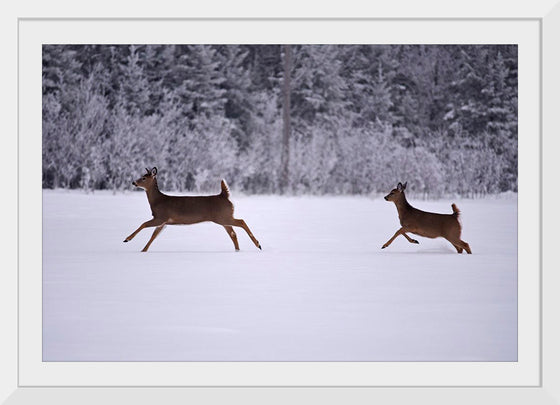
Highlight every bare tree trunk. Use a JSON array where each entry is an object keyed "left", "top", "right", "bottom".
[{"left": 280, "top": 44, "right": 292, "bottom": 194}]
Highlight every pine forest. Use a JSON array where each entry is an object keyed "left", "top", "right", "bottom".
[{"left": 42, "top": 44, "right": 518, "bottom": 197}]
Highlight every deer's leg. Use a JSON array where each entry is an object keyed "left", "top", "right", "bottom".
[
  {"left": 141, "top": 224, "right": 166, "bottom": 252},
  {"left": 403, "top": 233, "right": 419, "bottom": 244},
  {"left": 230, "top": 219, "right": 261, "bottom": 250},
  {"left": 223, "top": 225, "right": 240, "bottom": 251},
  {"left": 382, "top": 228, "right": 405, "bottom": 249},
  {"left": 460, "top": 240, "right": 472, "bottom": 254},
  {"left": 124, "top": 218, "right": 164, "bottom": 242},
  {"left": 451, "top": 243, "right": 464, "bottom": 254},
  {"left": 446, "top": 237, "right": 472, "bottom": 254}
]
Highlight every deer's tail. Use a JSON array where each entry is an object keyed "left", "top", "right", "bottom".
[
  {"left": 451, "top": 203, "right": 460, "bottom": 217},
  {"left": 220, "top": 179, "right": 230, "bottom": 198}
]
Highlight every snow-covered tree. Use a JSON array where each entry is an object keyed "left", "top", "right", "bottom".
[{"left": 42, "top": 44, "right": 518, "bottom": 196}]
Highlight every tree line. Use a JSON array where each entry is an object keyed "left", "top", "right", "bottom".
[{"left": 42, "top": 44, "right": 517, "bottom": 196}]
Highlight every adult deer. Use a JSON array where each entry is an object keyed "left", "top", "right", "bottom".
[
  {"left": 382, "top": 182, "right": 471, "bottom": 254},
  {"left": 123, "top": 167, "right": 262, "bottom": 252}
]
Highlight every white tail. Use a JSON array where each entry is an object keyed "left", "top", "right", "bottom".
[
  {"left": 123, "top": 167, "right": 261, "bottom": 252},
  {"left": 382, "top": 182, "right": 471, "bottom": 254}
]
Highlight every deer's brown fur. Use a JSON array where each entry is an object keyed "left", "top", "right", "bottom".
[
  {"left": 382, "top": 182, "right": 471, "bottom": 254},
  {"left": 124, "top": 167, "right": 261, "bottom": 252}
]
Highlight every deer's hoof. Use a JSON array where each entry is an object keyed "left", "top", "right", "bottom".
[
  {"left": 412, "top": 240, "right": 419, "bottom": 244},
  {"left": 381, "top": 245, "right": 386, "bottom": 249},
  {"left": 123, "top": 239, "right": 129, "bottom": 243}
]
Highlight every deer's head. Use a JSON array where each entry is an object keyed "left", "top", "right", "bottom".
[
  {"left": 384, "top": 182, "right": 407, "bottom": 202},
  {"left": 132, "top": 167, "right": 158, "bottom": 190}
]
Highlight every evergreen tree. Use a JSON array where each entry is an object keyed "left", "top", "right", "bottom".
[
  {"left": 215, "top": 45, "right": 254, "bottom": 151},
  {"left": 291, "top": 45, "right": 349, "bottom": 127},
  {"left": 119, "top": 45, "right": 151, "bottom": 116},
  {"left": 174, "top": 45, "right": 227, "bottom": 122}
]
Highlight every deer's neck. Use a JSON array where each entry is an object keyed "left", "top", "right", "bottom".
[
  {"left": 145, "top": 180, "right": 164, "bottom": 207},
  {"left": 394, "top": 194, "right": 414, "bottom": 221}
]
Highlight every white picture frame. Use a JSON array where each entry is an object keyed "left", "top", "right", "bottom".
[{"left": 3, "top": 0, "right": 559, "bottom": 403}]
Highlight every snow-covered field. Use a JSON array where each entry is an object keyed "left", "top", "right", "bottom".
[{"left": 42, "top": 189, "right": 517, "bottom": 362}]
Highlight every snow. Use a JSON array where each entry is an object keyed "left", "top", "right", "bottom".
[{"left": 42, "top": 189, "right": 517, "bottom": 362}]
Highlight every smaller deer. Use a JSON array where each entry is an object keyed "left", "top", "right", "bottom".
[
  {"left": 124, "top": 167, "right": 262, "bottom": 252},
  {"left": 382, "top": 182, "right": 471, "bottom": 254}
]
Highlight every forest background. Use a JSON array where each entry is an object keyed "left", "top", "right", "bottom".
[{"left": 42, "top": 44, "right": 517, "bottom": 197}]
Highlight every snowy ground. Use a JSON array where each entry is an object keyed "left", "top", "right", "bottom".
[{"left": 42, "top": 189, "right": 517, "bottom": 362}]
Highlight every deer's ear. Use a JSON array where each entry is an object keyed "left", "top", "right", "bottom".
[
  {"left": 397, "top": 182, "right": 403, "bottom": 191},
  {"left": 402, "top": 182, "right": 407, "bottom": 190},
  {"left": 151, "top": 167, "right": 157, "bottom": 176}
]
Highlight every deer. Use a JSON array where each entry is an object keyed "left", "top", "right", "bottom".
[
  {"left": 382, "top": 182, "right": 471, "bottom": 254},
  {"left": 123, "top": 167, "right": 262, "bottom": 252}
]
